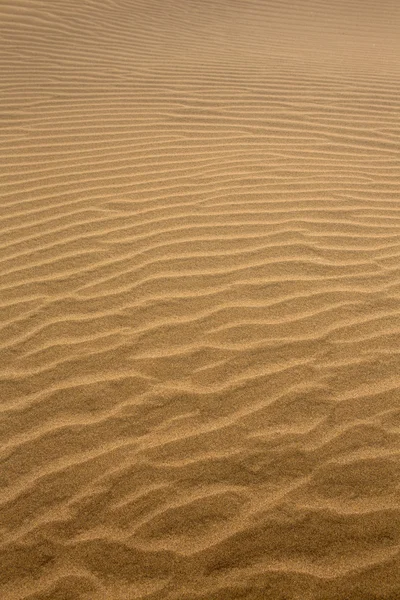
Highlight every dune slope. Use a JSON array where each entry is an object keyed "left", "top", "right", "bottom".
[{"left": 1, "top": 1, "right": 400, "bottom": 599}]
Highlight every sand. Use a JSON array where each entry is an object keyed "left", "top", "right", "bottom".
[{"left": 1, "top": 1, "right": 400, "bottom": 598}]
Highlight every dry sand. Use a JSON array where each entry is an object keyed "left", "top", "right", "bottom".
[{"left": 1, "top": 1, "right": 400, "bottom": 599}]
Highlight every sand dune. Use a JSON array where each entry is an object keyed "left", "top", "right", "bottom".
[{"left": 1, "top": 1, "right": 400, "bottom": 598}]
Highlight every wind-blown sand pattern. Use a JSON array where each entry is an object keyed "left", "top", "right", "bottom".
[{"left": 1, "top": 1, "right": 400, "bottom": 598}]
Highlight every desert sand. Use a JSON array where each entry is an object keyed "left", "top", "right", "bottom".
[{"left": 1, "top": 1, "right": 400, "bottom": 599}]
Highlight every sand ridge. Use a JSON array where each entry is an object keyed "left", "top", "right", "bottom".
[{"left": 1, "top": 1, "right": 400, "bottom": 599}]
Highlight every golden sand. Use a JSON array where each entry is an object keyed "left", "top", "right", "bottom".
[{"left": 1, "top": 1, "right": 400, "bottom": 598}]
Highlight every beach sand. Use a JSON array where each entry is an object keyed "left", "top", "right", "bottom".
[{"left": 1, "top": 1, "right": 400, "bottom": 598}]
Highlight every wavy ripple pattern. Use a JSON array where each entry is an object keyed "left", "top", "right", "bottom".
[{"left": 1, "top": 1, "right": 400, "bottom": 599}]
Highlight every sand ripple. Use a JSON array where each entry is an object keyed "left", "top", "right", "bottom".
[{"left": 1, "top": 1, "right": 400, "bottom": 598}]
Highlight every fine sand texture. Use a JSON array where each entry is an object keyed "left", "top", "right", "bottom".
[{"left": 1, "top": 1, "right": 400, "bottom": 599}]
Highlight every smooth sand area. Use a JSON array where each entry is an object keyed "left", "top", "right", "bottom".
[{"left": 1, "top": 1, "right": 400, "bottom": 599}]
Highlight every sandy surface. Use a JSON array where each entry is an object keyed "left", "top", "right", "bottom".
[{"left": 1, "top": 1, "right": 400, "bottom": 599}]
